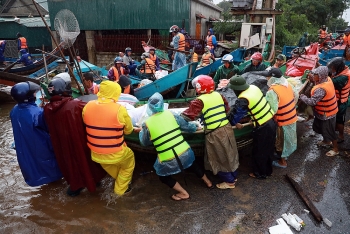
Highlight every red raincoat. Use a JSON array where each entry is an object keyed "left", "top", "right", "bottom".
[{"left": 44, "top": 96, "right": 106, "bottom": 192}]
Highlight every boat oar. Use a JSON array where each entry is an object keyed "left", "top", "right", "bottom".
[
  {"left": 35, "top": 49, "right": 63, "bottom": 60},
  {"left": 3, "top": 61, "right": 17, "bottom": 72}
]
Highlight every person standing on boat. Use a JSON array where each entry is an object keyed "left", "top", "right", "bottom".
[
  {"left": 17, "top": 49, "right": 33, "bottom": 66},
  {"left": 299, "top": 66, "right": 339, "bottom": 157},
  {"left": 44, "top": 77, "right": 106, "bottom": 196},
  {"left": 138, "top": 92, "right": 213, "bottom": 200},
  {"left": 169, "top": 25, "right": 186, "bottom": 71},
  {"left": 83, "top": 81, "right": 135, "bottom": 196},
  {"left": 123, "top": 47, "right": 137, "bottom": 76},
  {"left": 213, "top": 54, "right": 239, "bottom": 88},
  {"left": 263, "top": 68, "right": 298, "bottom": 168},
  {"left": 181, "top": 75, "right": 239, "bottom": 189},
  {"left": 206, "top": 28, "right": 217, "bottom": 55},
  {"left": 83, "top": 72, "right": 99, "bottom": 94},
  {"left": 17, "top": 32, "right": 28, "bottom": 53},
  {"left": 228, "top": 75, "right": 276, "bottom": 179},
  {"left": 10, "top": 81, "right": 62, "bottom": 187},
  {"left": 136, "top": 52, "right": 156, "bottom": 80},
  {"left": 0, "top": 40, "right": 6, "bottom": 65},
  {"left": 108, "top": 56, "right": 128, "bottom": 82},
  {"left": 318, "top": 25, "right": 327, "bottom": 45},
  {"left": 199, "top": 46, "right": 214, "bottom": 67},
  {"left": 273, "top": 54, "right": 286, "bottom": 68},
  {"left": 239, "top": 52, "right": 267, "bottom": 75},
  {"left": 149, "top": 47, "right": 160, "bottom": 71},
  {"left": 327, "top": 57, "right": 350, "bottom": 143}
]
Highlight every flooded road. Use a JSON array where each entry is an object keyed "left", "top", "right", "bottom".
[{"left": 1, "top": 101, "right": 350, "bottom": 233}]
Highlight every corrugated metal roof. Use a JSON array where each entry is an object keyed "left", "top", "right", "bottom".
[{"left": 0, "top": 16, "right": 50, "bottom": 27}]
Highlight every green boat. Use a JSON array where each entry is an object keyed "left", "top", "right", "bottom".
[{"left": 123, "top": 98, "right": 253, "bottom": 156}]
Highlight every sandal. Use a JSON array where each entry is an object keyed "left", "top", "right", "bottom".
[
  {"left": 216, "top": 182, "right": 235, "bottom": 189},
  {"left": 272, "top": 161, "right": 287, "bottom": 169},
  {"left": 171, "top": 194, "right": 190, "bottom": 201},
  {"left": 326, "top": 150, "right": 339, "bottom": 157},
  {"left": 249, "top": 173, "right": 266, "bottom": 180}
]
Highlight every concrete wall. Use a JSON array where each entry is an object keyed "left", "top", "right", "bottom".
[
  {"left": 190, "top": 0, "right": 222, "bottom": 37},
  {"left": 95, "top": 52, "right": 117, "bottom": 69}
]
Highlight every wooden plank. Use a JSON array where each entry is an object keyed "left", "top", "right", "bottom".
[
  {"left": 285, "top": 174, "right": 323, "bottom": 222},
  {"left": 0, "top": 72, "right": 40, "bottom": 85}
]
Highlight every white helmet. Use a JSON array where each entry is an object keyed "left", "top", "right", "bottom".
[
  {"left": 169, "top": 25, "right": 179, "bottom": 33},
  {"left": 222, "top": 54, "right": 234, "bottom": 63},
  {"left": 141, "top": 52, "right": 150, "bottom": 60}
]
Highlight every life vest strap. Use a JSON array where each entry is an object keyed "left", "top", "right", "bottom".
[
  {"left": 315, "top": 105, "right": 338, "bottom": 113},
  {"left": 203, "top": 104, "right": 224, "bottom": 115},
  {"left": 275, "top": 106, "right": 296, "bottom": 116},
  {"left": 152, "top": 127, "right": 180, "bottom": 142},
  {"left": 277, "top": 113, "right": 297, "bottom": 123},
  {"left": 204, "top": 117, "right": 228, "bottom": 127},
  {"left": 87, "top": 132, "right": 123, "bottom": 139},
  {"left": 278, "top": 99, "right": 294, "bottom": 110},
  {"left": 153, "top": 133, "right": 182, "bottom": 148},
  {"left": 320, "top": 95, "right": 336, "bottom": 102},
  {"left": 204, "top": 110, "right": 227, "bottom": 121},
  {"left": 87, "top": 139, "right": 125, "bottom": 148},
  {"left": 250, "top": 95, "right": 264, "bottom": 111},
  {"left": 157, "top": 139, "right": 186, "bottom": 154},
  {"left": 86, "top": 124, "right": 124, "bottom": 131}
]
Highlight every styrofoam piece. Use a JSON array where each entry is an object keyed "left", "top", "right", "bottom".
[{"left": 269, "top": 218, "right": 294, "bottom": 234}]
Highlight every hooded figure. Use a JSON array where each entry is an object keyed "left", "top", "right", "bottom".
[
  {"left": 0, "top": 40, "right": 6, "bottom": 64},
  {"left": 44, "top": 77, "right": 106, "bottom": 196},
  {"left": 263, "top": 68, "right": 298, "bottom": 168},
  {"left": 298, "top": 32, "right": 308, "bottom": 47},
  {"left": 83, "top": 81, "right": 135, "bottom": 196},
  {"left": 239, "top": 52, "right": 267, "bottom": 75},
  {"left": 10, "top": 81, "right": 62, "bottom": 186},
  {"left": 139, "top": 92, "right": 212, "bottom": 201},
  {"left": 17, "top": 49, "right": 33, "bottom": 66},
  {"left": 300, "top": 66, "right": 339, "bottom": 157}
]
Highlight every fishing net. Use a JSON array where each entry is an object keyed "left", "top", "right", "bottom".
[{"left": 54, "top": 9, "right": 80, "bottom": 49}]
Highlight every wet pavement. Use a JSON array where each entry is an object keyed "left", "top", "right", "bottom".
[{"left": 1, "top": 101, "right": 350, "bottom": 233}]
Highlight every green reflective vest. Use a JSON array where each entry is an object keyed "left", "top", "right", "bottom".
[
  {"left": 197, "top": 91, "right": 229, "bottom": 130},
  {"left": 146, "top": 110, "right": 190, "bottom": 162},
  {"left": 238, "top": 85, "right": 274, "bottom": 126}
]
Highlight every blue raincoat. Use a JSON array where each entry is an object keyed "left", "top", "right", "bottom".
[{"left": 10, "top": 102, "right": 62, "bottom": 186}]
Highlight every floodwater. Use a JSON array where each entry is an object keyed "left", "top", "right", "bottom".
[{"left": 1, "top": 101, "right": 350, "bottom": 233}]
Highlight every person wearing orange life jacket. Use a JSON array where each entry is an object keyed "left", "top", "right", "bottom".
[
  {"left": 17, "top": 32, "right": 28, "bottom": 53},
  {"left": 318, "top": 25, "right": 327, "bottom": 44},
  {"left": 169, "top": 25, "right": 186, "bottom": 70},
  {"left": 327, "top": 57, "right": 350, "bottom": 143},
  {"left": 83, "top": 81, "right": 135, "bottom": 196},
  {"left": 187, "top": 48, "right": 198, "bottom": 63},
  {"left": 206, "top": 28, "right": 217, "bottom": 55},
  {"left": 149, "top": 48, "right": 160, "bottom": 71},
  {"left": 262, "top": 68, "right": 298, "bottom": 168},
  {"left": 199, "top": 46, "right": 213, "bottom": 67},
  {"left": 83, "top": 72, "right": 99, "bottom": 94},
  {"left": 342, "top": 29, "right": 350, "bottom": 46},
  {"left": 136, "top": 52, "right": 156, "bottom": 80},
  {"left": 300, "top": 66, "right": 339, "bottom": 157},
  {"left": 107, "top": 56, "right": 128, "bottom": 82},
  {"left": 137, "top": 92, "right": 213, "bottom": 201},
  {"left": 181, "top": 76, "right": 239, "bottom": 189}
]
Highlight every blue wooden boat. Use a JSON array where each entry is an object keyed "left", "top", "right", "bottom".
[
  {"left": 0, "top": 45, "right": 62, "bottom": 75},
  {"left": 133, "top": 62, "right": 198, "bottom": 100},
  {"left": 318, "top": 45, "right": 350, "bottom": 66}
]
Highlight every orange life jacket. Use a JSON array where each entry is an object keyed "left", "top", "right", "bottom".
[
  {"left": 319, "top": 29, "right": 327, "bottom": 39},
  {"left": 192, "top": 52, "right": 198, "bottom": 62},
  {"left": 84, "top": 101, "right": 125, "bottom": 154},
  {"left": 149, "top": 54, "right": 157, "bottom": 63},
  {"left": 343, "top": 35, "right": 350, "bottom": 46},
  {"left": 311, "top": 78, "right": 338, "bottom": 117},
  {"left": 19, "top": 37, "right": 27, "bottom": 49},
  {"left": 201, "top": 53, "right": 211, "bottom": 66},
  {"left": 269, "top": 84, "right": 297, "bottom": 126},
  {"left": 140, "top": 58, "right": 155, "bottom": 74},
  {"left": 333, "top": 67, "right": 350, "bottom": 103},
  {"left": 177, "top": 33, "right": 186, "bottom": 51},
  {"left": 111, "top": 66, "right": 124, "bottom": 82},
  {"left": 206, "top": 35, "right": 213, "bottom": 49}
]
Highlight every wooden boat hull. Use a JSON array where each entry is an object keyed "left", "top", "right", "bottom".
[{"left": 134, "top": 62, "right": 198, "bottom": 100}]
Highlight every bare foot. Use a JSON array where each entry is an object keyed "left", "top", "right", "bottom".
[{"left": 171, "top": 193, "right": 190, "bottom": 201}]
